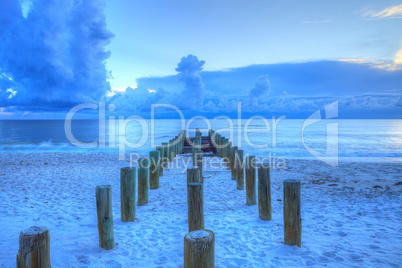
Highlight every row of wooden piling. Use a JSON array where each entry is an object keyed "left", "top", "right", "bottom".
[
  {"left": 208, "top": 129, "right": 301, "bottom": 247},
  {"left": 16, "top": 129, "right": 300, "bottom": 268},
  {"left": 96, "top": 130, "right": 187, "bottom": 250}
]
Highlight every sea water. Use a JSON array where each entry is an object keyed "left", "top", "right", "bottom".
[{"left": 0, "top": 119, "right": 401, "bottom": 162}]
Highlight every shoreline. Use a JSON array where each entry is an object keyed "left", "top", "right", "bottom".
[{"left": 0, "top": 152, "right": 401, "bottom": 267}]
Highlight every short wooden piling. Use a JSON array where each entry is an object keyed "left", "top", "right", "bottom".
[
  {"left": 137, "top": 158, "right": 150, "bottom": 206},
  {"left": 16, "top": 226, "right": 51, "bottom": 268},
  {"left": 245, "top": 156, "right": 257, "bottom": 205},
  {"left": 187, "top": 167, "right": 202, "bottom": 184},
  {"left": 120, "top": 167, "right": 136, "bottom": 222},
  {"left": 258, "top": 164, "right": 271, "bottom": 221},
  {"left": 156, "top": 145, "right": 164, "bottom": 176},
  {"left": 235, "top": 150, "right": 244, "bottom": 190},
  {"left": 230, "top": 146, "right": 238, "bottom": 180},
  {"left": 283, "top": 179, "right": 301, "bottom": 247},
  {"left": 96, "top": 185, "right": 115, "bottom": 250},
  {"left": 184, "top": 229, "right": 215, "bottom": 268},
  {"left": 187, "top": 182, "right": 204, "bottom": 232},
  {"left": 149, "top": 151, "right": 160, "bottom": 189}
]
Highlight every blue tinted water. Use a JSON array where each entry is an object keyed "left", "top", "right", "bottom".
[{"left": 0, "top": 119, "right": 401, "bottom": 162}]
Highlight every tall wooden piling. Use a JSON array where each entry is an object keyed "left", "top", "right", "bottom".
[
  {"left": 137, "top": 158, "right": 150, "bottom": 206},
  {"left": 230, "top": 146, "right": 238, "bottom": 180},
  {"left": 168, "top": 140, "right": 174, "bottom": 162},
  {"left": 219, "top": 137, "right": 225, "bottom": 157},
  {"left": 184, "top": 230, "right": 215, "bottom": 268},
  {"left": 245, "top": 156, "right": 257, "bottom": 205},
  {"left": 195, "top": 149, "right": 203, "bottom": 178},
  {"left": 162, "top": 142, "right": 169, "bottom": 168},
  {"left": 258, "top": 164, "right": 271, "bottom": 221},
  {"left": 235, "top": 150, "right": 244, "bottom": 190},
  {"left": 120, "top": 167, "right": 136, "bottom": 222},
  {"left": 17, "top": 226, "right": 51, "bottom": 268},
  {"left": 149, "top": 151, "right": 160, "bottom": 189},
  {"left": 283, "top": 179, "right": 301, "bottom": 247},
  {"left": 96, "top": 185, "right": 115, "bottom": 250},
  {"left": 187, "top": 182, "right": 204, "bottom": 232},
  {"left": 187, "top": 167, "right": 202, "bottom": 184},
  {"left": 225, "top": 141, "right": 232, "bottom": 169},
  {"left": 156, "top": 145, "right": 164, "bottom": 176}
]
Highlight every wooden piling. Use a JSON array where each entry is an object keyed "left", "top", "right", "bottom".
[
  {"left": 187, "top": 167, "right": 202, "bottom": 184},
  {"left": 137, "top": 158, "right": 150, "bottom": 206},
  {"left": 168, "top": 140, "right": 174, "bottom": 162},
  {"left": 195, "top": 150, "right": 203, "bottom": 178},
  {"left": 149, "top": 151, "right": 160, "bottom": 189},
  {"left": 235, "top": 150, "right": 244, "bottom": 190},
  {"left": 245, "top": 156, "right": 257, "bottom": 206},
  {"left": 96, "top": 185, "right": 115, "bottom": 250},
  {"left": 283, "top": 179, "right": 301, "bottom": 247},
  {"left": 162, "top": 142, "right": 169, "bottom": 168},
  {"left": 187, "top": 182, "right": 204, "bottom": 232},
  {"left": 184, "top": 229, "right": 215, "bottom": 268},
  {"left": 156, "top": 145, "right": 164, "bottom": 176},
  {"left": 230, "top": 146, "right": 238, "bottom": 180},
  {"left": 120, "top": 167, "right": 136, "bottom": 222},
  {"left": 225, "top": 141, "right": 232, "bottom": 169},
  {"left": 16, "top": 226, "right": 51, "bottom": 268},
  {"left": 258, "top": 164, "right": 271, "bottom": 221}
]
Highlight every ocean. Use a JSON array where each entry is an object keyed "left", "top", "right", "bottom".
[{"left": 0, "top": 119, "right": 401, "bottom": 162}]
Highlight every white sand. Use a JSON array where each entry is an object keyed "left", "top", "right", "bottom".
[{"left": 0, "top": 153, "right": 401, "bottom": 267}]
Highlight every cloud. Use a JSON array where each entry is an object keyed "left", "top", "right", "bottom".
[
  {"left": 249, "top": 74, "right": 271, "bottom": 106},
  {"left": 175, "top": 55, "right": 206, "bottom": 109},
  {"left": 0, "top": 0, "right": 113, "bottom": 109},
  {"left": 363, "top": 4, "right": 402, "bottom": 19}
]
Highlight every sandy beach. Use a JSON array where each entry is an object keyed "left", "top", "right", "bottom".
[{"left": 1, "top": 153, "right": 401, "bottom": 267}]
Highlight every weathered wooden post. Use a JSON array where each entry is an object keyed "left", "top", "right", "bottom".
[
  {"left": 195, "top": 149, "right": 203, "bottom": 178},
  {"left": 219, "top": 137, "right": 225, "bottom": 157},
  {"left": 16, "top": 226, "right": 51, "bottom": 267},
  {"left": 245, "top": 155, "right": 257, "bottom": 206},
  {"left": 168, "top": 140, "right": 174, "bottom": 162},
  {"left": 156, "top": 145, "right": 164, "bottom": 176},
  {"left": 187, "top": 182, "right": 204, "bottom": 232},
  {"left": 149, "top": 151, "right": 160, "bottom": 189},
  {"left": 187, "top": 166, "right": 202, "bottom": 184},
  {"left": 283, "top": 179, "right": 301, "bottom": 247},
  {"left": 225, "top": 141, "right": 232, "bottom": 169},
  {"left": 120, "top": 167, "right": 136, "bottom": 222},
  {"left": 235, "top": 150, "right": 244, "bottom": 190},
  {"left": 162, "top": 142, "right": 169, "bottom": 168},
  {"left": 137, "top": 158, "right": 150, "bottom": 206},
  {"left": 230, "top": 146, "right": 238, "bottom": 180},
  {"left": 258, "top": 164, "right": 271, "bottom": 221},
  {"left": 184, "top": 229, "right": 215, "bottom": 268},
  {"left": 96, "top": 185, "right": 115, "bottom": 250}
]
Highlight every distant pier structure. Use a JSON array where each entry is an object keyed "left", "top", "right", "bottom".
[{"left": 182, "top": 129, "right": 217, "bottom": 154}]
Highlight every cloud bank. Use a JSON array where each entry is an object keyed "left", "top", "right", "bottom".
[{"left": 0, "top": 0, "right": 113, "bottom": 108}]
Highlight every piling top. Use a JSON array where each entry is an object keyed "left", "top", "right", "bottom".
[
  {"left": 121, "top": 166, "right": 135, "bottom": 170},
  {"left": 187, "top": 230, "right": 212, "bottom": 240},
  {"left": 96, "top": 185, "right": 112, "bottom": 190},
  {"left": 21, "top": 226, "right": 48, "bottom": 235},
  {"left": 284, "top": 179, "right": 300, "bottom": 184}
]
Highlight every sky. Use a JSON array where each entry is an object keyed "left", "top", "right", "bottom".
[{"left": 0, "top": 0, "right": 401, "bottom": 119}]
